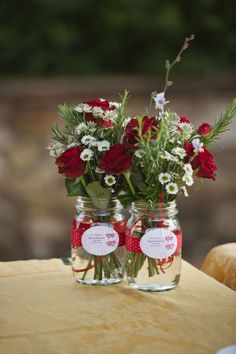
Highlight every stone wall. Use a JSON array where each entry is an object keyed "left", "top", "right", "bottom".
[{"left": 0, "top": 76, "right": 235, "bottom": 266}]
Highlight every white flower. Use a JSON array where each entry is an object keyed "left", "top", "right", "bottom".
[
  {"left": 97, "top": 140, "right": 110, "bottom": 152},
  {"left": 67, "top": 142, "right": 79, "bottom": 149},
  {"left": 183, "top": 163, "right": 193, "bottom": 175},
  {"left": 80, "top": 149, "right": 94, "bottom": 161},
  {"left": 158, "top": 173, "right": 171, "bottom": 185},
  {"left": 95, "top": 167, "right": 105, "bottom": 174},
  {"left": 160, "top": 151, "right": 179, "bottom": 163},
  {"left": 47, "top": 142, "right": 65, "bottom": 158},
  {"left": 182, "top": 174, "right": 194, "bottom": 186},
  {"left": 103, "top": 110, "right": 118, "bottom": 122},
  {"left": 153, "top": 92, "right": 169, "bottom": 110},
  {"left": 182, "top": 186, "right": 189, "bottom": 197},
  {"left": 75, "top": 123, "right": 88, "bottom": 135},
  {"left": 109, "top": 101, "right": 121, "bottom": 109},
  {"left": 171, "top": 172, "right": 179, "bottom": 179},
  {"left": 87, "top": 121, "right": 96, "bottom": 133},
  {"left": 75, "top": 103, "right": 91, "bottom": 113},
  {"left": 192, "top": 138, "right": 204, "bottom": 154},
  {"left": 158, "top": 110, "right": 170, "bottom": 121},
  {"left": 166, "top": 182, "right": 178, "bottom": 195},
  {"left": 123, "top": 117, "right": 131, "bottom": 128},
  {"left": 92, "top": 107, "right": 104, "bottom": 118},
  {"left": 176, "top": 122, "right": 193, "bottom": 140},
  {"left": 104, "top": 175, "right": 116, "bottom": 186},
  {"left": 81, "top": 135, "right": 96, "bottom": 146},
  {"left": 134, "top": 149, "right": 143, "bottom": 159},
  {"left": 171, "top": 147, "right": 186, "bottom": 159}
]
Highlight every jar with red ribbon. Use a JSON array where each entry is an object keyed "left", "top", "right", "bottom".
[
  {"left": 125, "top": 201, "right": 182, "bottom": 291},
  {"left": 71, "top": 197, "right": 126, "bottom": 285}
]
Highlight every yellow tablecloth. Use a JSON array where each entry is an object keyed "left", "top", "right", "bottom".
[{"left": 0, "top": 259, "right": 235, "bottom": 354}]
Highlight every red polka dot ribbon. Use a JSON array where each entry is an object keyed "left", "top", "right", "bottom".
[
  {"left": 125, "top": 229, "right": 182, "bottom": 253},
  {"left": 71, "top": 219, "right": 126, "bottom": 248}
]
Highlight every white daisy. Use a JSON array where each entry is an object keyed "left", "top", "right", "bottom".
[
  {"left": 182, "top": 174, "right": 194, "bottom": 186},
  {"left": 182, "top": 186, "right": 189, "bottom": 197},
  {"left": 158, "top": 173, "right": 171, "bottom": 185},
  {"left": 109, "top": 101, "right": 121, "bottom": 109},
  {"left": 171, "top": 147, "right": 187, "bottom": 159},
  {"left": 103, "top": 110, "right": 118, "bottom": 122},
  {"left": 92, "top": 107, "right": 104, "bottom": 118},
  {"left": 104, "top": 175, "right": 116, "bottom": 186},
  {"left": 75, "top": 123, "right": 88, "bottom": 135},
  {"left": 123, "top": 117, "right": 132, "bottom": 128},
  {"left": 183, "top": 163, "right": 193, "bottom": 175},
  {"left": 97, "top": 140, "right": 110, "bottom": 152},
  {"left": 95, "top": 167, "right": 105, "bottom": 174},
  {"left": 80, "top": 149, "right": 94, "bottom": 161},
  {"left": 192, "top": 138, "right": 204, "bottom": 154},
  {"left": 160, "top": 151, "right": 179, "bottom": 163},
  {"left": 67, "top": 142, "right": 79, "bottom": 149},
  {"left": 75, "top": 103, "right": 91, "bottom": 113},
  {"left": 166, "top": 182, "right": 179, "bottom": 195},
  {"left": 153, "top": 92, "right": 169, "bottom": 110},
  {"left": 87, "top": 121, "right": 96, "bottom": 133},
  {"left": 81, "top": 135, "right": 96, "bottom": 146},
  {"left": 178, "top": 122, "right": 193, "bottom": 140},
  {"left": 134, "top": 149, "right": 143, "bottom": 159},
  {"left": 47, "top": 142, "right": 65, "bottom": 158}
]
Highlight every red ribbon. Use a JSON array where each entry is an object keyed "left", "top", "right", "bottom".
[
  {"left": 71, "top": 220, "right": 126, "bottom": 249},
  {"left": 125, "top": 229, "right": 182, "bottom": 254}
]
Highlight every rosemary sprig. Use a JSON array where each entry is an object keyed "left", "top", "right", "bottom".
[{"left": 204, "top": 98, "right": 236, "bottom": 146}]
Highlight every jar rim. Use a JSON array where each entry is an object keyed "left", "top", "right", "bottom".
[
  {"left": 131, "top": 200, "right": 178, "bottom": 216},
  {"left": 75, "top": 196, "right": 123, "bottom": 212}
]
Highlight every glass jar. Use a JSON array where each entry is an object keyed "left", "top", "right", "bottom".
[
  {"left": 71, "top": 197, "right": 126, "bottom": 285},
  {"left": 125, "top": 201, "right": 182, "bottom": 291}
]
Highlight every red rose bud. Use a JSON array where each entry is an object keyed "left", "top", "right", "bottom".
[
  {"left": 180, "top": 116, "right": 190, "bottom": 123},
  {"left": 55, "top": 147, "right": 86, "bottom": 179},
  {"left": 99, "top": 144, "right": 132, "bottom": 175},
  {"left": 83, "top": 98, "right": 113, "bottom": 127},
  {"left": 197, "top": 123, "right": 211, "bottom": 136},
  {"left": 123, "top": 116, "right": 157, "bottom": 149},
  {"left": 191, "top": 148, "right": 217, "bottom": 180}
]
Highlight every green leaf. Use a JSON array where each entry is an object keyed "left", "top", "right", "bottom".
[
  {"left": 117, "top": 194, "right": 136, "bottom": 208},
  {"left": 86, "top": 181, "right": 111, "bottom": 209},
  {"left": 131, "top": 171, "right": 146, "bottom": 192},
  {"left": 65, "top": 178, "right": 87, "bottom": 197}
]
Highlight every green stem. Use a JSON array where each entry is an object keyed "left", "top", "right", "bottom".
[{"left": 123, "top": 172, "right": 136, "bottom": 195}]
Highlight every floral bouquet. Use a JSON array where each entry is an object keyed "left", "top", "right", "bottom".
[{"left": 49, "top": 35, "right": 236, "bottom": 288}]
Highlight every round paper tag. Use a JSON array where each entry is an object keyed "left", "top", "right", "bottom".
[
  {"left": 140, "top": 228, "right": 177, "bottom": 259},
  {"left": 82, "top": 225, "right": 119, "bottom": 256}
]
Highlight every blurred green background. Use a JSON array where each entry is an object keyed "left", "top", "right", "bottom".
[{"left": 0, "top": 0, "right": 236, "bottom": 77}]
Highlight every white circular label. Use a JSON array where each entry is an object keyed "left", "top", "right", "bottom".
[
  {"left": 140, "top": 228, "right": 177, "bottom": 259},
  {"left": 81, "top": 225, "right": 119, "bottom": 256}
]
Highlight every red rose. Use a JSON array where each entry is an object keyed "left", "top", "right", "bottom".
[
  {"left": 184, "top": 141, "right": 217, "bottom": 180},
  {"left": 192, "top": 148, "right": 217, "bottom": 180},
  {"left": 123, "top": 116, "right": 157, "bottom": 149},
  {"left": 180, "top": 116, "right": 190, "bottom": 123},
  {"left": 83, "top": 98, "right": 113, "bottom": 128},
  {"left": 55, "top": 147, "right": 85, "bottom": 179},
  {"left": 99, "top": 144, "right": 132, "bottom": 175},
  {"left": 197, "top": 123, "right": 211, "bottom": 136},
  {"left": 184, "top": 141, "right": 194, "bottom": 157}
]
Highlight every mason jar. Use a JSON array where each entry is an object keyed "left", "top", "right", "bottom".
[
  {"left": 125, "top": 201, "right": 182, "bottom": 291},
  {"left": 71, "top": 197, "right": 126, "bottom": 285}
]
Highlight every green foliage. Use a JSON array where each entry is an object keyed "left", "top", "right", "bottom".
[
  {"left": 65, "top": 178, "right": 87, "bottom": 197},
  {"left": 0, "top": 0, "right": 235, "bottom": 76},
  {"left": 204, "top": 99, "right": 236, "bottom": 146},
  {"left": 86, "top": 182, "right": 111, "bottom": 209}
]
